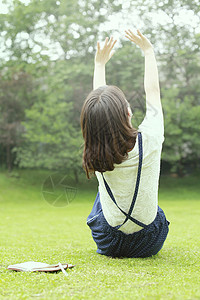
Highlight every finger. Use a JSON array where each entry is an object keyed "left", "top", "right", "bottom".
[
  {"left": 128, "top": 29, "right": 137, "bottom": 38},
  {"left": 104, "top": 37, "right": 109, "bottom": 46},
  {"left": 97, "top": 41, "right": 100, "bottom": 51},
  {"left": 125, "top": 35, "right": 134, "bottom": 43},
  {"left": 137, "top": 29, "right": 144, "bottom": 38},
  {"left": 125, "top": 29, "right": 133, "bottom": 35},
  {"left": 125, "top": 30, "right": 133, "bottom": 38},
  {"left": 107, "top": 36, "right": 113, "bottom": 46},
  {"left": 125, "top": 34, "right": 136, "bottom": 43},
  {"left": 102, "top": 37, "right": 109, "bottom": 50},
  {"left": 125, "top": 30, "right": 139, "bottom": 41},
  {"left": 110, "top": 39, "right": 117, "bottom": 50},
  {"left": 109, "top": 50, "right": 115, "bottom": 59}
]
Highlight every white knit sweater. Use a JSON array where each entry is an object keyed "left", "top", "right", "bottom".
[{"left": 95, "top": 102, "right": 165, "bottom": 234}]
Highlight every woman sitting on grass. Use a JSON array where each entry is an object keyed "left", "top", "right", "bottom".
[{"left": 80, "top": 29, "right": 170, "bottom": 258}]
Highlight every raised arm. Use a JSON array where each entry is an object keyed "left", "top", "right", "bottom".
[
  {"left": 125, "top": 29, "right": 164, "bottom": 140},
  {"left": 93, "top": 37, "right": 117, "bottom": 90},
  {"left": 125, "top": 29, "right": 161, "bottom": 109}
]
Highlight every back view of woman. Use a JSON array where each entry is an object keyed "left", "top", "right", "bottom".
[{"left": 80, "top": 29, "right": 170, "bottom": 258}]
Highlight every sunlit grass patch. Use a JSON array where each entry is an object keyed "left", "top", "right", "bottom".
[{"left": 0, "top": 169, "right": 199, "bottom": 299}]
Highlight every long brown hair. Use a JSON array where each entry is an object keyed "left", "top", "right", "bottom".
[{"left": 80, "top": 85, "right": 138, "bottom": 179}]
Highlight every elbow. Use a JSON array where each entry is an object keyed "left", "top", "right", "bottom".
[{"left": 145, "top": 86, "right": 160, "bottom": 94}]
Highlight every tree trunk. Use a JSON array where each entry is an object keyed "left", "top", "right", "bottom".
[{"left": 177, "top": 159, "right": 185, "bottom": 177}]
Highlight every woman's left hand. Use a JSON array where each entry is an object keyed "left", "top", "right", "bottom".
[{"left": 94, "top": 36, "right": 117, "bottom": 66}]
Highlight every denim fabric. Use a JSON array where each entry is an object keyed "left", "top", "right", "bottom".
[{"left": 87, "top": 192, "right": 170, "bottom": 258}]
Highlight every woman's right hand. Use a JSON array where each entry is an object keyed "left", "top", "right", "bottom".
[{"left": 125, "top": 29, "right": 153, "bottom": 54}]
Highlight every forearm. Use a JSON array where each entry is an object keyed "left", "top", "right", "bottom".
[
  {"left": 93, "top": 63, "right": 106, "bottom": 90},
  {"left": 144, "top": 48, "right": 160, "bottom": 93}
]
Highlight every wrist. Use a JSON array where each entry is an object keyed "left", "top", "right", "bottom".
[
  {"left": 144, "top": 47, "right": 154, "bottom": 56},
  {"left": 94, "top": 62, "right": 106, "bottom": 67}
]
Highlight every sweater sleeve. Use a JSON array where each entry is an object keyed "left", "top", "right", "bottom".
[{"left": 138, "top": 100, "right": 164, "bottom": 144}]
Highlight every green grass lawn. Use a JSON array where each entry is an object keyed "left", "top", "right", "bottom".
[{"left": 0, "top": 169, "right": 200, "bottom": 300}]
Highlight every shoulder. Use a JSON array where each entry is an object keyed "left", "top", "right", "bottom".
[
  {"left": 138, "top": 103, "right": 164, "bottom": 143},
  {"left": 140, "top": 131, "right": 165, "bottom": 152}
]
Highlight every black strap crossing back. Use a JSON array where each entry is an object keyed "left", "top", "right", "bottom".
[{"left": 101, "top": 132, "right": 147, "bottom": 229}]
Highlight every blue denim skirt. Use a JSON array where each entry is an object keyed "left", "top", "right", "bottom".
[{"left": 87, "top": 192, "right": 170, "bottom": 258}]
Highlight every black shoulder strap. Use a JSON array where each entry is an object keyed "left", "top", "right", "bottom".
[{"left": 101, "top": 132, "right": 146, "bottom": 228}]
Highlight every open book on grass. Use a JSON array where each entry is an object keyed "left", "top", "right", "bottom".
[{"left": 7, "top": 261, "right": 75, "bottom": 272}]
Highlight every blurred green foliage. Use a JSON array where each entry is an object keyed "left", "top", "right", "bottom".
[{"left": 0, "top": 0, "right": 199, "bottom": 180}]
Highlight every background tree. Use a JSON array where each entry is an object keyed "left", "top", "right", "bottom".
[
  {"left": 0, "top": 0, "right": 200, "bottom": 179},
  {"left": 0, "top": 0, "right": 122, "bottom": 182},
  {"left": 118, "top": 0, "right": 200, "bottom": 175},
  {"left": 0, "top": 63, "right": 35, "bottom": 171}
]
